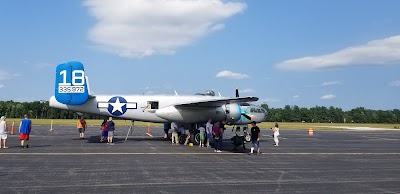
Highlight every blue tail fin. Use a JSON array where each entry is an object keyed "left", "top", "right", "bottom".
[{"left": 55, "top": 61, "right": 89, "bottom": 105}]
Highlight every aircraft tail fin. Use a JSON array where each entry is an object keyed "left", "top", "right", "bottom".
[{"left": 55, "top": 61, "right": 90, "bottom": 105}]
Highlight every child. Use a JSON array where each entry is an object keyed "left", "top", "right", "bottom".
[
  {"left": 273, "top": 123, "right": 280, "bottom": 146},
  {"left": 100, "top": 119, "right": 108, "bottom": 142},
  {"left": 198, "top": 125, "right": 205, "bottom": 147}
]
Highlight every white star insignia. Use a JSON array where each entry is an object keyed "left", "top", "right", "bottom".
[{"left": 110, "top": 97, "right": 125, "bottom": 113}]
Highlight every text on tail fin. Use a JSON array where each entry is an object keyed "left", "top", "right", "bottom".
[{"left": 55, "top": 61, "right": 89, "bottom": 105}]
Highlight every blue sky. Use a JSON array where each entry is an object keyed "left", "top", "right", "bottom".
[{"left": 0, "top": 0, "right": 399, "bottom": 110}]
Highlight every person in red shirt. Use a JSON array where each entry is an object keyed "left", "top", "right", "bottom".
[{"left": 99, "top": 118, "right": 108, "bottom": 142}]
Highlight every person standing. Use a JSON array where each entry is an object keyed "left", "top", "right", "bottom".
[
  {"left": 77, "top": 116, "right": 87, "bottom": 139},
  {"left": 19, "top": 114, "right": 32, "bottom": 148},
  {"left": 273, "top": 123, "right": 280, "bottom": 146},
  {"left": 171, "top": 122, "right": 179, "bottom": 145},
  {"left": 107, "top": 117, "right": 115, "bottom": 145},
  {"left": 163, "top": 123, "right": 169, "bottom": 139},
  {"left": 212, "top": 122, "right": 223, "bottom": 153},
  {"left": 0, "top": 116, "right": 8, "bottom": 148},
  {"left": 198, "top": 124, "right": 206, "bottom": 147},
  {"left": 100, "top": 118, "right": 108, "bottom": 142},
  {"left": 249, "top": 121, "right": 261, "bottom": 155},
  {"left": 205, "top": 119, "right": 213, "bottom": 148}
]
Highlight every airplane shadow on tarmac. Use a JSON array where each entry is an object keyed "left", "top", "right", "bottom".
[{"left": 84, "top": 135, "right": 251, "bottom": 153}]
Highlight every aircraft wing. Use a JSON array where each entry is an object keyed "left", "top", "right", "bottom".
[{"left": 174, "top": 97, "right": 259, "bottom": 107}]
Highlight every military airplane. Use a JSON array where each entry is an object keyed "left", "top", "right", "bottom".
[{"left": 49, "top": 61, "right": 267, "bottom": 142}]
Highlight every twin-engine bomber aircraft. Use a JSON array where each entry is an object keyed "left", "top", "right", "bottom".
[{"left": 49, "top": 61, "right": 267, "bottom": 139}]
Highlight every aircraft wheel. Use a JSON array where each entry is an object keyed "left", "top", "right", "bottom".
[
  {"left": 192, "top": 133, "right": 200, "bottom": 144},
  {"left": 245, "top": 134, "right": 251, "bottom": 142},
  {"left": 178, "top": 135, "right": 186, "bottom": 144}
]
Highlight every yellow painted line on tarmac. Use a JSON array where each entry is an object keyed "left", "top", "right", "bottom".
[{"left": 0, "top": 152, "right": 399, "bottom": 156}]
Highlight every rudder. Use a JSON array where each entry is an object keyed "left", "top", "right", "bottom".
[{"left": 55, "top": 61, "right": 89, "bottom": 105}]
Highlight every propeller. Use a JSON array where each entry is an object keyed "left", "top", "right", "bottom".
[
  {"left": 236, "top": 87, "right": 252, "bottom": 120},
  {"left": 241, "top": 113, "right": 252, "bottom": 120}
]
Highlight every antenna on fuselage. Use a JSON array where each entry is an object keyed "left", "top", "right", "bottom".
[{"left": 174, "top": 90, "right": 178, "bottom": 95}]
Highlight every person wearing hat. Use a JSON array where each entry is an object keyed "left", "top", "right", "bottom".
[
  {"left": 249, "top": 121, "right": 261, "bottom": 155},
  {"left": 0, "top": 116, "right": 8, "bottom": 148}
]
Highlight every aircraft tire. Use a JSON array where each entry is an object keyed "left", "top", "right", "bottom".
[
  {"left": 178, "top": 135, "right": 186, "bottom": 144},
  {"left": 194, "top": 133, "right": 200, "bottom": 144},
  {"left": 245, "top": 134, "right": 251, "bottom": 142}
]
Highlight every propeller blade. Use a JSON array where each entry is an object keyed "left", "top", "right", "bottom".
[
  {"left": 241, "top": 113, "right": 251, "bottom": 120},
  {"left": 236, "top": 88, "right": 239, "bottom": 97}
]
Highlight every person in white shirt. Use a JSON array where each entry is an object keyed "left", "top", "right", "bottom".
[
  {"left": 0, "top": 116, "right": 8, "bottom": 149},
  {"left": 171, "top": 122, "right": 179, "bottom": 145},
  {"left": 205, "top": 119, "right": 213, "bottom": 147},
  {"left": 273, "top": 123, "right": 280, "bottom": 146}
]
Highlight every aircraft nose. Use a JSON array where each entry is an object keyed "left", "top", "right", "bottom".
[{"left": 259, "top": 107, "right": 267, "bottom": 122}]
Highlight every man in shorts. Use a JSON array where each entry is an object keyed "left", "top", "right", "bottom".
[
  {"left": 19, "top": 114, "right": 32, "bottom": 148},
  {"left": 107, "top": 117, "right": 115, "bottom": 145},
  {"left": 249, "top": 121, "right": 261, "bottom": 155},
  {"left": 77, "top": 116, "right": 87, "bottom": 139}
]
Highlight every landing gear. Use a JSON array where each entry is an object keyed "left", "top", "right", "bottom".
[
  {"left": 243, "top": 127, "right": 251, "bottom": 142},
  {"left": 231, "top": 126, "right": 248, "bottom": 151},
  {"left": 125, "top": 120, "right": 135, "bottom": 141}
]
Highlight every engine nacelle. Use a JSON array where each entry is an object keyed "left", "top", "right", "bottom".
[
  {"left": 155, "top": 106, "right": 225, "bottom": 123},
  {"left": 224, "top": 103, "right": 242, "bottom": 124}
]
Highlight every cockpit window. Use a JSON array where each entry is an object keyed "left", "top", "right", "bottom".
[
  {"left": 241, "top": 102, "right": 250, "bottom": 106},
  {"left": 195, "top": 90, "right": 215, "bottom": 96}
]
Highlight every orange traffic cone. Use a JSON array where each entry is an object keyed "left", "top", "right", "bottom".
[
  {"left": 11, "top": 122, "right": 15, "bottom": 135},
  {"left": 308, "top": 128, "right": 314, "bottom": 136},
  {"left": 146, "top": 123, "right": 153, "bottom": 137}
]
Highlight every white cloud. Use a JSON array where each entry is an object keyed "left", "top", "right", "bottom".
[
  {"left": 389, "top": 80, "right": 400, "bottom": 87},
  {"left": 321, "top": 94, "right": 336, "bottom": 100},
  {"left": 0, "top": 70, "right": 20, "bottom": 80},
  {"left": 84, "top": 0, "right": 246, "bottom": 58},
  {"left": 276, "top": 35, "right": 400, "bottom": 70},
  {"left": 216, "top": 70, "right": 249, "bottom": 79},
  {"left": 293, "top": 95, "right": 300, "bottom": 99},
  {"left": 321, "top": 81, "right": 342, "bottom": 86},
  {"left": 0, "top": 84, "right": 4, "bottom": 89},
  {"left": 239, "top": 88, "right": 255, "bottom": 93}
]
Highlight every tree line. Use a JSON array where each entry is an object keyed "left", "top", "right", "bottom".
[
  {"left": 261, "top": 104, "right": 400, "bottom": 123},
  {"left": 0, "top": 100, "right": 399, "bottom": 123},
  {"left": 0, "top": 101, "right": 103, "bottom": 120}
]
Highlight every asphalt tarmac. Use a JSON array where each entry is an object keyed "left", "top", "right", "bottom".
[{"left": 0, "top": 124, "right": 399, "bottom": 193}]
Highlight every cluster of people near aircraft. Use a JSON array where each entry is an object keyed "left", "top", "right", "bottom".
[
  {"left": 0, "top": 114, "right": 280, "bottom": 155},
  {"left": 77, "top": 116, "right": 116, "bottom": 145},
  {"left": 163, "top": 119, "right": 280, "bottom": 155}
]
